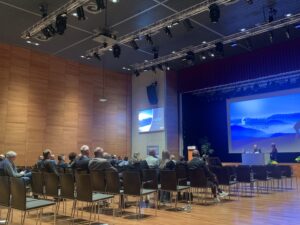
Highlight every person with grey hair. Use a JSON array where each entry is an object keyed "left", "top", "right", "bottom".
[
  {"left": 1, "top": 151, "right": 32, "bottom": 184},
  {"left": 88, "top": 148, "right": 117, "bottom": 172},
  {"left": 145, "top": 150, "right": 159, "bottom": 169},
  {"left": 0, "top": 154, "right": 5, "bottom": 161},
  {"left": 72, "top": 145, "right": 91, "bottom": 172}
]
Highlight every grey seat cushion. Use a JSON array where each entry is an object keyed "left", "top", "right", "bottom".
[
  {"left": 26, "top": 199, "right": 55, "bottom": 210},
  {"left": 92, "top": 193, "right": 114, "bottom": 202},
  {"left": 141, "top": 189, "right": 156, "bottom": 195},
  {"left": 177, "top": 185, "right": 190, "bottom": 191}
]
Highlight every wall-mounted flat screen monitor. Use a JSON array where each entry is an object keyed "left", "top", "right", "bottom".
[{"left": 138, "top": 108, "right": 165, "bottom": 133}]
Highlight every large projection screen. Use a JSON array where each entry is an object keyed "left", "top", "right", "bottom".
[{"left": 227, "top": 88, "right": 300, "bottom": 153}]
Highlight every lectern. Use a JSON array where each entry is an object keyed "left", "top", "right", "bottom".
[{"left": 241, "top": 153, "right": 269, "bottom": 165}]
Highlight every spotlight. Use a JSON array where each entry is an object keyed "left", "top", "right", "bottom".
[
  {"left": 183, "top": 19, "right": 194, "bottom": 31},
  {"left": 39, "top": 4, "right": 48, "bottom": 18},
  {"left": 172, "top": 21, "right": 180, "bottom": 26},
  {"left": 230, "top": 42, "right": 238, "bottom": 47},
  {"left": 76, "top": 6, "right": 85, "bottom": 20},
  {"left": 245, "top": 37, "right": 253, "bottom": 50},
  {"left": 185, "top": 51, "right": 196, "bottom": 65},
  {"left": 268, "top": 31, "right": 274, "bottom": 43},
  {"left": 86, "top": 55, "right": 91, "bottom": 60},
  {"left": 157, "top": 64, "right": 164, "bottom": 71},
  {"left": 93, "top": 52, "right": 101, "bottom": 61},
  {"left": 245, "top": 0, "right": 253, "bottom": 4},
  {"left": 209, "top": 4, "right": 220, "bottom": 23},
  {"left": 130, "top": 39, "right": 139, "bottom": 50},
  {"left": 145, "top": 34, "right": 153, "bottom": 45},
  {"left": 112, "top": 44, "right": 121, "bottom": 58},
  {"left": 25, "top": 32, "right": 31, "bottom": 39},
  {"left": 95, "top": 0, "right": 105, "bottom": 10},
  {"left": 56, "top": 13, "right": 67, "bottom": 35},
  {"left": 134, "top": 70, "right": 140, "bottom": 77},
  {"left": 151, "top": 66, "right": 156, "bottom": 73},
  {"left": 215, "top": 42, "right": 224, "bottom": 56},
  {"left": 152, "top": 46, "right": 159, "bottom": 59},
  {"left": 42, "top": 27, "right": 52, "bottom": 39},
  {"left": 268, "top": 8, "right": 277, "bottom": 23},
  {"left": 285, "top": 27, "right": 290, "bottom": 39},
  {"left": 209, "top": 51, "right": 215, "bottom": 57},
  {"left": 164, "top": 27, "right": 173, "bottom": 38},
  {"left": 201, "top": 53, "right": 206, "bottom": 60}
]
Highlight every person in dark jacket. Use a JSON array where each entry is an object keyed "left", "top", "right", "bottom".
[
  {"left": 188, "top": 150, "right": 227, "bottom": 202},
  {"left": 57, "top": 154, "right": 68, "bottom": 169},
  {"left": 39, "top": 149, "right": 59, "bottom": 176},
  {"left": 72, "top": 145, "right": 91, "bottom": 172}
]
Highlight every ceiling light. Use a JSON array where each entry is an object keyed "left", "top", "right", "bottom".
[
  {"left": 285, "top": 13, "right": 292, "bottom": 17},
  {"left": 34, "top": 43, "right": 40, "bottom": 46},
  {"left": 127, "top": 68, "right": 131, "bottom": 71},
  {"left": 86, "top": 55, "right": 91, "bottom": 60},
  {"left": 166, "top": 66, "right": 170, "bottom": 71},
  {"left": 230, "top": 42, "right": 238, "bottom": 47},
  {"left": 172, "top": 21, "right": 180, "bottom": 26},
  {"left": 99, "top": 98, "right": 107, "bottom": 102},
  {"left": 143, "top": 69, "right": 148, "bottom": 72},
  {"left": 26, "top": 40, "right": 31, "bottom": 44},
  {"left": 72, "top": 12, "right": 78, "bottom": 17},
  {"left": 294, "top": 24, "right": 300, "bottom": 29},
  {"left": 209, "top": 51, "right": 215, "bottom": 57},
  {"left": 80, "top": 55, "right": 85, "bottom": 58},
  {"left": 201, "top": 53, "right": 206, "bottom": 60},
  {"left": 202, "top": 41, "right": 207, "bottom": 44},
  {"left": 240, "top": 28, "right": 246, "bottom": 32},
  {"left": 209, "top": 4, "right": 220, "bottom": 23},
  {"left": 172, "top": 51, "right": 176, "bottom": 54},
  {"left": 108, "top": 48, "right": 113, "bottom": 51},
  {"left": 122, "top": 66, "right": 126, "bottom": 70},
  {"left": 144, "top": 60, "right": 148, "bottom": 62}
]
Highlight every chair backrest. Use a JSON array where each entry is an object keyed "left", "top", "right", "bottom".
[
  {"left": 60, "top": 173, "right": 75, "bottom": 199},
  {"left": 176, "top": 163, "right": 188, "bottom": 185},
  {"left": 0, "top": 168, "right": 5, "bottom": 176},
  {"left": 252, "top": 165, "right": 268, "bottom": 180},
  {"left": 90, "top": 170, "right": 106, "bottom": 193},
  {"left": 188, "top": 168, "right": 208, "bottom": 188},
  {"left": 10, "top": 177, "right": 26, "bottom": 211},
  {"left": 207, "top": 157, "right": 222, "bottom": 167},
  {"left": 236, "top": 166, "right": 252, "bottom": 182},
  {"left": 210, "top": 166, "right": 230, "bottom": 185},
  {"left": 123, "top": 171, "right": 141, "bottom": 196},
  {"left": 142, "top": 169, "right": 158, "bottom": 189},
  {"left": 266, "top": 165, "right": 282, "bottom": 179},
  {"left": 278, "top": 165, "right": 293, "bottom": 177},
  {"left": 105, "top": 170, "right": 121, "bottom": 195},
  {"left": 160, "top": 170, "right": 177, "bottom": 191},
  {"left": 31, "top": 172, "right": 45, "bottom": 196},
  {"left": 76, "top": 174, "right": 93, "bottom": 202},
  {"left": 0, "top": 176, "right": 10, "bottom": 207},
  {"left": 44, "top": 173, "right": 60, "bottom": 197}
]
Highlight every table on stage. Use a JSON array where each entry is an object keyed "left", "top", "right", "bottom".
[{"left": 241, "top": 153, "right": 269, "bottom": 165}]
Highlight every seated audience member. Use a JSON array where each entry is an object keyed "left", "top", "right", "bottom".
[
  {"left": 188, "top": 150, "right": 227, "bottom": 202},
  {"left": 170, "top": 154, "right": 177, "bottom": 164},
  {"left": 41, "top": 149, "right": 59, "bottom": 176},
  {"left": 0, "top": 154, "right": 5, "bottom": 161},
  {"left": 118, "top": 156, "right": 129, "bottom": 167},
  {"left": 94, "top": 147, "right": 104, "bottom": 158},
  {"left": 68, "top": 152, "right": 77, "bottom": 167},
  {"left": 89, "top": 149, "right": 117, "bottom": 172},
  {"left": 50, "top": 154, "right": 56, "bottom": 160},
  {"left": 72, "top": 145, "right": 91, "bottom": 172},
  {"left": 2, "top": 151, "right": 32, "bottom": 184},
  {"left": 57, "top": 154, "right": 68, "bottom": 168},
  {"left": 128, "top": 152, "right": 149, "bottom": 171},
  {"left": 159, "top": 151, "right": 176, "bottom": 170},
  {"left": 145, "top": 150, "right": 159, "bottom": 169}
]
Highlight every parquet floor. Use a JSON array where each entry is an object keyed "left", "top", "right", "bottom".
[{"left": 2, "top": 184, "right": 299, "bottom": 225}]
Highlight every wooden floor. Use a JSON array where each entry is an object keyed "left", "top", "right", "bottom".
[{"left": 2, "top": 185, "right": 299, "bottom": 225}]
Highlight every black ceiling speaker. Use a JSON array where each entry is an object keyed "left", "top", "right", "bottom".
[
  {"left": 147, "top": 82, "right": 158, "bottom": 105},
  {"left": 56, "top": 13, "right": 67, "bottom": 35},
  {"left": 112, "top": 44, "right": 121, "bottom": 58},
  {"left": 209, "top": 4, "right": 220, "bottom": 23}
]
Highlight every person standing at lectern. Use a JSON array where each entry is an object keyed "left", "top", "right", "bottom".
[
  {"left": 253, "top": 144, "right": 261, "bottom": 154},
  {"left": 270, "top": 143, "right": 278, "bottom": 161}
]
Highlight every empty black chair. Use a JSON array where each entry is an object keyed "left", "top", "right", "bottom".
[
  {"left": 76, "top": 174, "right": 114, "bottom": 224},
  {"left": 0, "top": 176, "right": 11, "bottom": 224},
  {"left": 176, "top": 163, "right": 188, "bottom": 185},
  {"left": 90, "top": 170, "right": 106, "bottom": 193},
  {"left": 105, "top": 170, "right": 123, "bottom": 213},
  {"left": 160, "top": 170, "right": 191, "bottom": 209},
  {"left": 60, "top": 173, "right": 77, "bottom": 221},
  {"left": 267, "top": 165, "right": 284, "bottom": 190},
  {"left": 252, "top": 165, "right": 272, "bottom": 193},
  {"left": 123, "top": 171, "right": 157, "bottom": 218},
  {"left": 142, "top": 169, "right": 158, "bottom": 190},
  {"left": 10, "top": 177, "right": 55, "bottom": 225},
  {"left": 31, "top": 172, "right": 45, "bottom": 198},
  {"left": 236, "top": 165, "right": 258, "bottom": 196},
  {"left": 278, "top": 165, "right": 298, "bottom": 189}
]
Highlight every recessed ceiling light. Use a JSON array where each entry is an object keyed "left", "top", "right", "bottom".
[
  {"left": 26, "top": 40, "right": 31, "bottom": 44},
  {"left": 110, "top": 0, "right": 119, "bottom": 3},
  {"left": 143, "top": 69, "right": 148, "bottom": 72},
  {"left": 230, "top": 42, "right": 238, "bottom": 47},
  {"left": 240, "top": 28, "right": 246, "bottom": 32},
  {"left": 202, "top": 41, "right": 207, "bottom": 44},
  {"left": 285, "top": 13, "right": 292, "bottom": 17},
  {"left": 72, "top": 12, "right": 78, "bottom": 17},
  {"left": 99, "top": 98, "right": 108, "bottom": 102},
  {"left": 108, "top": 48, "right": 113, "bottom": 51},
  {"left": 127, "top": 68, "right": 131, "bottom": 71},
  {"left": 122, "top": 66, "right": 126, "bottom": 70},
  {"left": 80, "top": 55, "right": 85, "bottom": 58},
  {"left": 144, "top": 60, "right": 148, "bottom": 62},
  {"left": 172, "top": 51, "right": 176, "bottom": 54},
  {"left": 166, "top": 67, "right": 170, "bottom": 71},
  {"left": 295, "top": 24, "right": 300, "bottom": 29},
  {"left": 34, "top": 43, "right": 40, "bottom": 46}
]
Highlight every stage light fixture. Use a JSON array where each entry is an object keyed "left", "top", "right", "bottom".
[
  {"left": 230, "top": 42, "right": 238, "bottom": 47},
  {"left": 201, "top": 53, "right": 206, "bottom": 60},
  {"left": 245, "top": 37, "right": 253, "bottom": 50},
  {"left": 56, "top": 13, "right": 67, "bottom": 35},
  {"left": 130, "top": 39, "right": 139, "bottom": 50},
  {"left": 209, "top": 51, "right": 215, "bottom": 57},
  {"left": 96, "top": 0, "right": 106, "bottom": 10},
  {"left": 151, "top": 66, "right": 156, "bottom": 73},
  {"left": 215, "top": 42, "right": 224, "bottom": 55},
  {"left": 268, "top": 8, "right": 277, "bottom": 23},
  {"left": 183, "top": 19, "right": 194, "bottom": 31},
  {"left": 285, "top": 27, "right": 291, "bottom": 39},
  {"left": 209, "top": 4, "right": 220, "bottom": 23},
  {"left": 268, "top": 31, "right": 274, "bottom": 43},
  {"left": 152, "top": 46, "right": 159, "bottom": 59},
  {"left": 76, "top": 6, "right": 86, "bottom": 20},
  {"left": 134, "top": 70, "right": 140, "bottom": 77},
  {"left": 157, "top": 64, "right": 164, "bottom": 71},
  {"left": 145, "top": 34, "right": 153, "bottom": 45},
  {"left": 185, "top": 51, "right": 196, "bottom": 65},
  {"left": 112, "top": 44, "right": 121, "bottom": 58},
  {"left": 164, "top": 27, "right": 173, "bottom": 38},
  {"left": 93, "top": 52, "right": 101, "bottom": 61}
]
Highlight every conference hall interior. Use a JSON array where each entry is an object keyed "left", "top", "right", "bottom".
[{"left": 1, "top": 0, "right": 300, "bottom": 224}]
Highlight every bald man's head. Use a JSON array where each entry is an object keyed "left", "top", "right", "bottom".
[{"left": 192, "top": 150, "right": 200, "bottom": 158}]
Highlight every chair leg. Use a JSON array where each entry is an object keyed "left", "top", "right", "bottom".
[
  {"left": 5, "top": 208, "right": 11, "bottom": 225},
  {"left": 21, "top": 211, "right": 26, "bottom": 225}
]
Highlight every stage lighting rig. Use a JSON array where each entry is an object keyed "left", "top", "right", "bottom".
[
  {"left": 145, "top": 34, "right": 154, "bottom": 45},
  {"left": 130, "top": 39, "right": 139, "bottom": 50},
  {"left": 209, "top": 4, "right": 220, "bottom": 23},
  {"left": 185, "top": 51, "right": 196, "bottom": 65},
  {"left": 164, "top": 27, "right": 173, "bottom": 38},
  {"left": 215, "top": 42, "right": 224, "bottom": 56}
]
